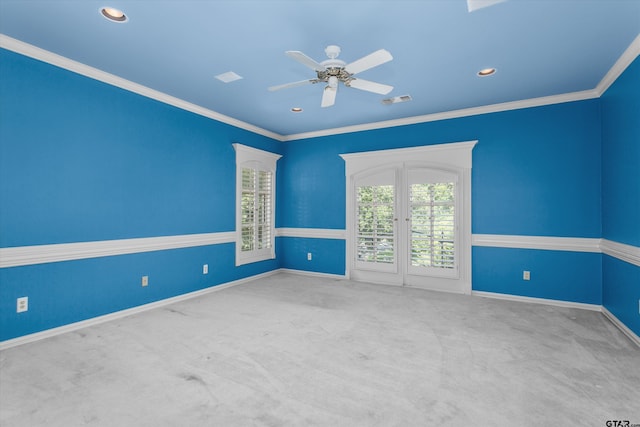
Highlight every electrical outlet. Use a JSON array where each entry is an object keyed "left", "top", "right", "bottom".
[
  {"left": 307, "top": 252, "right": 312, "bottom": 261},
  {"left": 203, "top": 264, "right": 208, "bottom": 274},
  {"left": 523, "top": 271, "right": 531, "bottom": 281},
  {"left": 17, "top": 297, "right": 28, "bottom": 313},
  {"left": 141, "top": 276, "right": 149, "bottom": 287}
]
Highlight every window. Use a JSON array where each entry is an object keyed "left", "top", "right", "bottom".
[
  {"left": 233, "top": 144, "right": 281, "bottom": 266},
  {"left": 357, "top": 184, "right": 395, "bottom": 264},
  {"left": 409, "top": 180, "right": 456, "bottom": 271}
]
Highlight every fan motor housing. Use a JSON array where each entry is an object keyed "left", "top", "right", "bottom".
[{"left": 317, "top": 66, "right": 352, "bottom": 84}]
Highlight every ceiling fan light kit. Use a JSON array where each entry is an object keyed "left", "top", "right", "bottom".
[{"left": 269, "top": 45, "right": 394, "bottom": 107}]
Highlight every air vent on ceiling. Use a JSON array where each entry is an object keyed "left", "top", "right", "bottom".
[
  {"left": 215, "top": 71, "right": 243, "bottom": 83},
  {"left": 381, "top": 95, "right": 412, "bottom": 105},
  {"left": 467, "top": 0, "right": 507, "bottom": 13}
]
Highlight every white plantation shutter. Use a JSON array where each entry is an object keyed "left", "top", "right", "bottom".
[
  {"left": 240, "top": 168, "right": 273, "bottom": 252},
  {"left": 257, "top": 170, "right": 272, "bottom": 249},
  {"left": 354, "top": 169, "right": 397, "bottom": 272},
  {"left": 356, "top": 184, "right": 395, "bottom": 264},
  {"left": 241, "top": 168, "right": 256, "bottom": 251},
  {"left": 408, "top": 169, "right": 458, "bottom": 276},
  {"left": 233, "top": 144, "right": 280, "bottom": 266}
]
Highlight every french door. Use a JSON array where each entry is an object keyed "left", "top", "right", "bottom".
[
  {"left": 350, "top": 164, "right": 465, "bottom": 293},
  {"left": 341, "top": 142, "right": 476, "bottom": 294}
]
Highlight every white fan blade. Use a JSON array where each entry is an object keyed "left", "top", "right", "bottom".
[
  {"left": 348, "top": 78, "right": 393, "bottom": 95},
  {"left": 268, "top": 79, "right": 316, "bottom": 92},
  {"left": 285, "top": 51, "right": 326, "bottom": 72},
  {"left": 321, "top": 86, "right": 337, "bottom": 108},
  {"left": 344, "top": 49, "right": 393, "bottom": 75}
]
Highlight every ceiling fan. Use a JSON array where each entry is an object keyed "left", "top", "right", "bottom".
[{"left": 268, "top": 45, "right": 394, "bottom": 108}]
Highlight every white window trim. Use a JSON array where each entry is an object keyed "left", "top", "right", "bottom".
[
  {"left": 233, "top": 143, "right": 281, "bottom": 266},
  {"left": 340, "top": 140, "right": 477, "bottom": 294}
]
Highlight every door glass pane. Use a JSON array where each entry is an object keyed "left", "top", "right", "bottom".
[
  {"left": 410, "top": 182, "right": 455, "bottom": 269},
  {"left": 356, "top": 184, "right": 395, "bottom": 264}
]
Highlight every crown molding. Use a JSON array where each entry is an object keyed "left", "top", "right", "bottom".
[
  {"left": 595, "top": 33, "right": 640, "bottom": 96},
  {"left": 281, "top": 90, "right": 599, "bottom": 141},
  {"left": 2, "top": 31, "right": 638, "bottom": 143},
  {"left": 0, "top": 34, "right": 285, "bottom": 142},
  {"left": 282, "top": 33, "right": 639, "bottom": 141}
]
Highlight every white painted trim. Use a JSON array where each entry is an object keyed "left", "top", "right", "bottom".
[
  {"left": 276, "top": 228, "right": 346, "bottom": 240},
  {"left": 233, "top": 144, "right": 281, "bottom": 267},
  {"left": 2, "top": 268, "right": 636, "bottom": 350},
  {"left": 0, "top": 269, "right": 279, "bottom": 350},
  {"left": 283, "top": 90, "right": 599, "bottom": 141},
  {"left": 0, "top": 232, "right": 235, "bottom": 268},
  {"left": 0, "top": 34, "right": 284, "bottom": 142},
  {"left": 340, "top": 141, "right": 477, "bottom": 172},
  {"left": 3, "top": 32, "right": 637, "bottom": 143},
  {"left": 232, "top": 143, "right": 282, "bottom": 164},
  {"left": 472, "top": 234, "right": 602, "bottom": 253},
  {"left": 600, "top": 239, "right": 640, "bottom": 267},
  {"left": 278, "top": 268, "right": 346, "bottom": 280},
  {"left": 282, "top": 33, "right": 640, "bottom": 142},
  {"left": 472, "top": 291, "right": 602, "bottom": 311},
  {"left": 601, "top": 306, "right": 640, "bottom": 348},
  {"left": 341, "top": 141, "right": 476, "bottom": 295},
  {"left": 5, "top": 28, "right": 639, "bottom": 146},
  {"left": 3, "top": 232, "right": 636, "bottom": 269},
  {"left": 595, "top": 33, "right": 640, "bottom": 96}
]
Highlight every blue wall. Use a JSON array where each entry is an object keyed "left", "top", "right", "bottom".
[
  {"left": 0, "top": 49, "right": 281, "bottom": 340},
  {"left": 280, "top": 102, "right": 602, "bottom": 238},
  {"left": 277, "top": 237, "right": 345, "bottom": 275},
  {"left": 279, "top": 100, "right": 603, "bottom": 303},
  {"left": 2, "top": 45, "right": 639, "bottom": 342},
  {"left": 601, "top": 56, "right": 640, "bottom": 336},
  {"left": 473, "top": 248, "right": 602, "bottom": 304}
]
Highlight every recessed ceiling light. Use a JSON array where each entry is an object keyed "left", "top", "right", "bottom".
[
  {"left": 101, "top": 7, "right": 127, "bottom": 22},
  {"left": 477, "top": 68, "right": 497, "bottom": 77},
  {"left": 291, "top": 107, "right": 303, "bottom": 113}
]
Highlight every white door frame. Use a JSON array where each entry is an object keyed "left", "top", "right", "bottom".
[{"left": 340, "top": 141, "right": 477, "bottom": 294}]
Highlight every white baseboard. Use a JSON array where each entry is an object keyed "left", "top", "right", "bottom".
[
  {"left": 3, "top": 269, "right": 637, "bottom": 351},
  {"left": 0, "top": 269, "right": 279, "bottom": 351},
  {"left": 601, "top": 306, "right": 640, "bottom": 348},
  {"left": 471, "top": 290, "right": 602, "bottom": 311},
  {"left": 278, "top": 268, "right": 346, "bottom": 280}
]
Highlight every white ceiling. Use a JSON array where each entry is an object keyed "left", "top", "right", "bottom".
[{"left": 1, "top": 1, "right": 639, "bottom": 139}]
